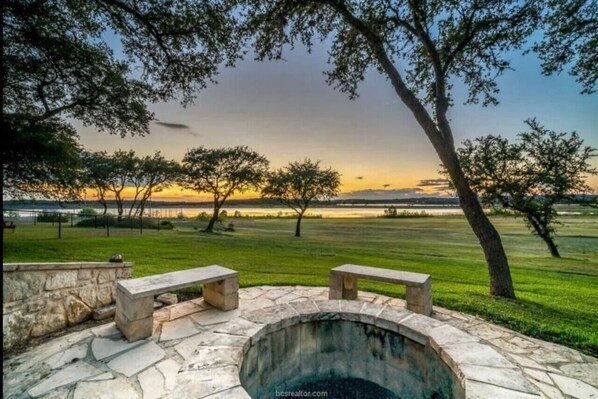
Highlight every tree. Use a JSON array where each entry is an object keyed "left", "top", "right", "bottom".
[
  {"left": 3, "top": 0, "right": 240, "bottom": 136},
  {"left": 81, "top": 151, "right": 114, "bottom": 215},
  {"left": 105, "top": 150, "right": 137, "bottom": 220},
  {"left": 131, "top": 153, "right": 180, "bottom": 217},
  {"left": 533, "top": 0, "right": 597, "bottom": 94},
  {"left": 3, "top": 114, "right": 83, "bottom": 200},
  {"left": 454, "top": 119, "right": 597, "bottom": 257},
  {"left": 3, "top": 0, "right": 240, "bottom": 198},
  {"left": 262, "top": 159, "right": 341, "bottom": 237},
  {"left": 235, "top": 0, "right": 547, "bottom": 298},
  {"left": 181, "top": 146, "right": 269, "bottom": 232}
]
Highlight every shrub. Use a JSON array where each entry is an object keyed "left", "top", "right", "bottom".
[
  {"left": 224, "top": 222, "right": 235, "bottom": 232},
  {"left": 379, "top": 207, "right": 431, "bottom": 218},
  {"left": 196, "top": 211, "right": 210, "bottom": 221},
  {"left": 79, "top": 207, "right": 98, "bottom": 217},
  {"left": 37, "top": 211, "right": 69, "bottom": 223},
  {"left": 75, "top": 217, "right": 172, "bottom": 229},
  {"left": 159, "top": 220, "right": 174, "bottom": 229}
]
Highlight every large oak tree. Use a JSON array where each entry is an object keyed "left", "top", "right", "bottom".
[
  {"left": 3, "top": 0, "right": 240, "bottom": 198},
  {"left": 455, "top": 120, "right": 597, "bottom": 257},
  {"left": 181, "top": 146, "right": 270, "bottom": 233},
  {"left": 262, "top": 159, "right": 341, "bottom": 237},
  {"left": 233, "top": 0, "right": 552, "bottom": 298}
]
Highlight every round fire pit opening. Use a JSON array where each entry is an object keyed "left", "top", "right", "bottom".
[{"left": 239, "top": 320, "right": 463, "bottom": 399}]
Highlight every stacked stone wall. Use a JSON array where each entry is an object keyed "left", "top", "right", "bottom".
[{"left": 3, "top": 262, "right": 133, "bottom": 351}]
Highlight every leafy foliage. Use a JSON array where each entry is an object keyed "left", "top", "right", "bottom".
[
  {"left": 126, "top": 152, "right": 181, "bottom": 217},
  {"left": 236, "top": 0, "right": 551, "bottom": 296},
  {"left": 533, "top": 0, "right": 597, "bottom": 94},
  {"left": 36, "top": 211, "right": 69, "bottom": 223},
  {"left": 181, "top": 146, "right": 270, "bottom": 232},
  {"left": 238, "top": 0, "right": 541, "bottom": 107},
  {"left": 3, "top": 115, "right": 83, "bottom": 200},
  {"left": 454, "top": 119, "right": 597, "bottom": 256},
  {"left": 3, "top": 0, "right": 241, "bottom": 136},
  {"left": 3, "top": 0, "right": 240, "bottom": 201},
  {"left": 82, "top": 150, "right": 180, "bottom": 217},
  {"left": 262, "top": 159, "right": 340, "bottom": 236}
]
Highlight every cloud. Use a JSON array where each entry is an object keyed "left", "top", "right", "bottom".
[
  {"left": 153, "top": 120, "right": 200, "bottom": 137},
  {"left": 339, "top": 187, "right": 433, "bottom": 199},
  {"left": 155, "top": 121, "right": 190, "bottom": 129},
  {"left": 417, "top": 178, "right": 450, "bottom": 187}
]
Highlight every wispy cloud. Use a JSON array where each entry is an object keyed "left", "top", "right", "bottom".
[
  {"left": 339, "top": 187, "right": 434, "bottom": 199},
  {"left": 153, "top": 120, "right": 200, "bottom": 137},
  {"left": 417, "top": 178, "right": 450, "bottom": 187}
]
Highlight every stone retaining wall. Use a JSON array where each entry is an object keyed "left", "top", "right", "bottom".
[{"left": 3, "top": 262, "right": 133, "bottom": 351}]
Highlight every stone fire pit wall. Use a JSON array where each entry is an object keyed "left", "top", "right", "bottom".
[{"left": 3, "top": 262, "right": 133, "bottom": 351}]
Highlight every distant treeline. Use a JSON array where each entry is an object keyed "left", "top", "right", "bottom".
[{"left": 5, "top": 195, "right": 597, "bottom": 210}]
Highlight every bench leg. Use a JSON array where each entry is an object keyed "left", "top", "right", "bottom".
[
  {"left": 406, "top": 279, "right": 432, "bottom": 316},
  {"left": 203, "top": 276, "right": 239, "bottom": 311},
  {"left": 329, "top": 274, "right": 358, "bottom": 300},
  {"left": 115, "top": 288, "right": 154, "bottom": 341}
]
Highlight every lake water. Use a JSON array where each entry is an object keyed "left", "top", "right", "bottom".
[
  {"left": 5, "top": 205, "right": 587, "bottom": 219},
  {"left": 5, "top": 205, "right": 464, "bottom": 219}
]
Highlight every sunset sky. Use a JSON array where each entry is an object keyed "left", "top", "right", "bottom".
[{"left": 74, "top": 40, "right": 598, "bottom": 202}]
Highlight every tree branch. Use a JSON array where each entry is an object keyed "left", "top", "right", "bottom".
[{"left": 319, "top": 0, "right": 447, "bottom": 151}]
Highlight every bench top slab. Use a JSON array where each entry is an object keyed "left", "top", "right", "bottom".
[
  {"left": 331, "top": 264, "right": 430, "bottom": 287},
  {"left": 118, "top": 265, "right": 237, "bottom": 299}
]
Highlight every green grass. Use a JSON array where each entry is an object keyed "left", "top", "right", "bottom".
[{"left": 3, "top": 215, "right": 597, "bottom": 356}]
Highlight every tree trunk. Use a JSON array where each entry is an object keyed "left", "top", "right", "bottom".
[
  {"left": 295, "top": 212, "right": 304, "bottom": 237},
  {"left": 541, "top": 235, "right": 561, "bottom": 258},
  {"left": 324, "top": 11, "right": 516, "bottom": 298},
  {"left": 205, "top": 201, "right": 220, "bottom": 233},
  {"left": 527, "top": 216, "right": 561, "bottom": 257},
  {"left": 115, "top": 193, "right": 124, "bottom": 221},
  {"left": 442, "top": 150, "right": 516, "bottom": 298},
  {"left": 99, "top": 198, "right": 107, "bottom": 215}
]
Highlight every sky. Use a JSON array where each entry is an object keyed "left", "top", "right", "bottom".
[{"left": 75, "top": 39, "right": 598, "bottom": 202}]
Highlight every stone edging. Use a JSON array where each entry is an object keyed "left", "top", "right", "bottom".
[
  {"left": 3, "top": 262, "right": 134, "bottom": 272},
  {"left": 174, "top": 300, "right": 540, "bottom": 399}
]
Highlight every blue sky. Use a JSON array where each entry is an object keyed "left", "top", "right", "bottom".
[{"left": 75, "top": 38, "right": 598, "bottom": 200}]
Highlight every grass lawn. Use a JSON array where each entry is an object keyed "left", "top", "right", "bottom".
[{"left": 3, "top": 215, "right": 597, "bottom": 356}]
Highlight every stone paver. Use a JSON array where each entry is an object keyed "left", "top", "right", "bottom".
[
  {"left": 138, "top": 367, "right": 166, "bottom": 399},
  {"left": 159, "top": 317, "right": 200, "bottom": 341},
  {"left": 28, "top": 362, "right": 103, "bottom": 397},
  {"left": 190, "top": 308, "right": 241, "bottom": 326},
  {"left": 106, "top": 341, "right": 165, "bottom": 377},
  {"left": 73, "top": 378, "right": 140, "bottom": 399},
  {"left": 156, "top": 359, "right": 180, "bottom": 392},
  {"left": 560, "top": 363, "right": 598, "bottom": 387},
  {"left": 549, "top": 373, "right": 598, "bottom": 399},
  {"left": 4, "top": 285, "right": 596, "bottom": 399},
  {"left": 44, "top": 344, "right": 88, "bottom": 369},
  {"left": 91, "top": 337, "right": 145, "bottom": 360}
]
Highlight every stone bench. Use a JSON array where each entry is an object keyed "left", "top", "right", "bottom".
[
  {"left": 329, "top": 264, "right": 432, "bottom": 316},
  {"left": 115, "top": 265, "right": 239, "bottom": 341}
]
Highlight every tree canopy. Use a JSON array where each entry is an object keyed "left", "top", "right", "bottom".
[
  {"left": 235, "top": 0, "right": 549, "bottom": 297},
  {"left": 3, "top": 0, "right": 240, "bottom": 136},
  {"left": 262, "top": 159, "right": 341, "bottom": 236},
  {"left": 455, "top": 119, "right": 597, "bottom": 257},
  {"left": 3, "top": 0, "right": 240, "bottom": 200},
  {"left": 534, "top": 0, "right": 597, "bottom": 94},
  {"left": 3, "top": 115, "right": 83, "bottom": 200},
  {"left": 181, "top": 146, "right": 270, "bottom": 232}
]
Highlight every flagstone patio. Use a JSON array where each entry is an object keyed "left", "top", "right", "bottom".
[{"left": 3, "top": 286, "right": 597, "bottom": 399}]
